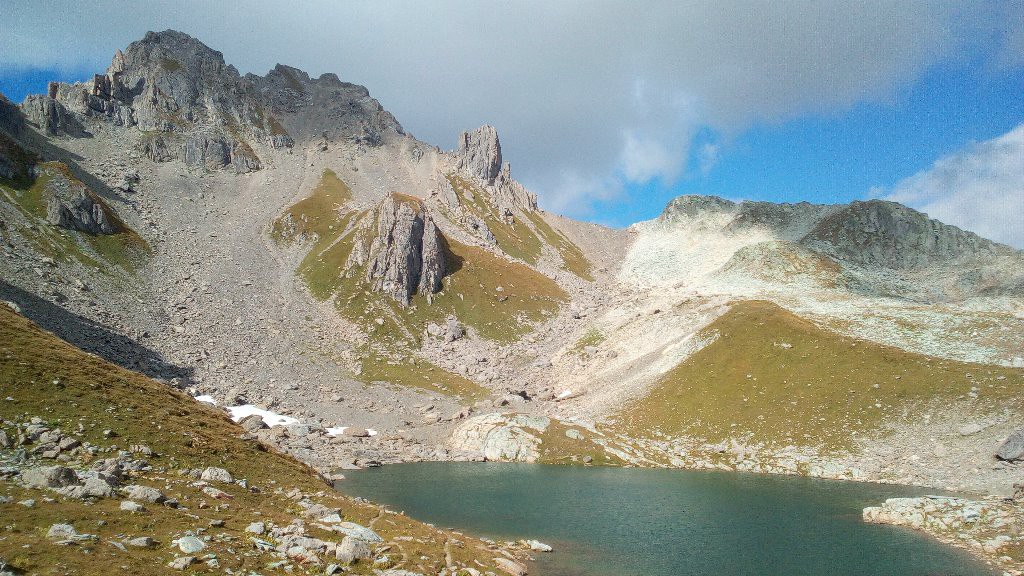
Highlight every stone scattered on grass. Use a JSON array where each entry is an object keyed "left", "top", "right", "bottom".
[
  {"left": 200, "top": 466, "right": 233, "bottom": 483},
  {"left": 174, "top": 535, "right": 206, "bottom": 554}
]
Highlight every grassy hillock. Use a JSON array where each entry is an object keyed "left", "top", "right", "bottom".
[
  {"left": 274, "top": 174, "right": 568, "bottom": 401},
  {"left": 615, "top": 300, "right": 1024, "bottom": 452},
  {"left": 0, "top": 304, "right": 519, "bottom": 575},
  {"left": 0, "top": 161, "right": 149, "bottom": 273}
]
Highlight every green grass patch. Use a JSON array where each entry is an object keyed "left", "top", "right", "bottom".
[
  {"left": 446, "top": 174, "right": 543, "bottom": 265},
  {"left": 159, "top": 57, "right": 183, "bottom": 72},
  {"left": 569, "top": 327, "right": 606, "bottom": 354},
  {"left": 615, "top": 300, "right": 1024, "bottom": 452},
  {"left": 277, "top": 175, "right": 566, "bottom": 399},
  {"left": 335, "top": 238, "right": 566, "bottom": 346},
  {"left": 359, "top": 352, "right": 489, "bottom": 402},
  {"left": 537, "top": 421, "right": 625, "bottom": 466},
  {"left": 0, "top": 162, "right": 150, "bottom": 273},
  {"left": 272, "top": 169, "right": 352, "bottom": 245}
]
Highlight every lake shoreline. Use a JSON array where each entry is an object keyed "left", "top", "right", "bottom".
[{"left": 337, "top": 461, "right": 1009, "bottom": 576}]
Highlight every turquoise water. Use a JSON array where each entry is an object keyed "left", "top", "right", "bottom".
[{"left": 338, "top": 462, "right": 995, "bottom": 576}]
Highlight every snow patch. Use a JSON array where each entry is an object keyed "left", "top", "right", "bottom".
[
  {"left": 194, "top": 395, "right": 217, "bottom": 405},
  {"left": 225, "top": 405, "right": 299, "bottom": 427},
  {"left": 325, "top": 426, "right": 378, "bottom": 437}
]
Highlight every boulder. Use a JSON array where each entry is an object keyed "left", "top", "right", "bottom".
[
  {"left": 445, "top": 318, "right": 465, "bottom": 342},
  {"left": 493, "top": 557, "right": 528, "bottom": 576},
  {"left": 239, "top": 414, "right": 267, "bottom": 432},
  {"left": 120, "top": 501, "right": 146, "bottom": 513},
  {"left": 525, "top": 539, "right": 552, "bottom": 552},
  {"left": 199, "top": 467, "right": 233, "bottom": 483},
  {"left": 344, "top": 427, "right": 370, "bottom": 438},
  {"left": 335, "top": 536, "right": 371, "bottom": 564},
  {"left": 996, "top": 428, "right": 1024, "bottom": 461},
  {"left": 122, "top": 484, "right": 166, "bottom": 503},
  {"left": 167, "top": 556, "right": 195, "bottom": 570},
  {"left": 330, "top": 522, "right": 382, "bottom": 544},
  {"left": 21, "top": 466, "right": 79, "bottom": 489},
  {"left": 59, "top": 474, "right": 117, "bottom": 499},
  {"left": 447, "top": 413, "right": 550, "bottom": 463},
  {"left": 128, "top": 536, "right": 156, "bottom": 548},
  {"left": 174, "top": 536, "right": 205, "bottom": 554}
]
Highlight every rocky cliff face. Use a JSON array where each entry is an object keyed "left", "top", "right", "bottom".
[
  {"left": 802, "top": 200, "right": 1014, "bottom": 270},
  {"left": 248, "top": 64, "right": 403, "bottom": 146},
  {"left": 346, "top": 195, "right": 446, "bottom": 306},
  {"left": 11, "top": 30, "right": 407, "bottom": 178},
  {"left": 449, "top": 125, "right": 537, "bottom": 213}
]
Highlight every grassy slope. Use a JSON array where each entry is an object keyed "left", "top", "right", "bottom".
[
  {"left": 446, "top": 174, "right": 593, "bottom": 280},
  {"left": 615, "top": 300, "right": 1024, "bottom": 452},
  {"left": 274, "top": 172, "right": 568, "bottom": 401},
  {"left": 0, "top": 304, "right": 510, "bottom": 575},
  {"left": 0, "top": 161, "right": 149, "bottom": 274}
]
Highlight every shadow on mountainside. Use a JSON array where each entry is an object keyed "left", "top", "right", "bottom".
[{"left": 0, "top": 280, "right": 194, "bottom": 385}]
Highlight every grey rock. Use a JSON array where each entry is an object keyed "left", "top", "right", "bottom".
[
  {"left": 128, "top": 536, "right": 156, "bottom": 548},
  {"left": 525, "top": 539, "right": 552, "bottom": 552},
  {"left": 454, "top": 125, "right": 502, "bottom": 184},
  {"left": 167, "top": 556, "right": 196, "bottom": 570},
  {"left": 40, "top": 165, "right": 119, "bottom": 235},
  {"left": 493, "top": 557, "right": 528, "bottom": 576},
  {"left": 245, "top": 521, "right": 265, "bottom": 535},
  {"left": 346, "top": 195, "right": 446, "bottom": 306},
  {"left": 199, "top": 466, "right": 233, "bottom": 483},
  {"left": 21, "top": 465, "right": 79, "bottom": 489},
  {"left": 120, "top": 500, "right": 146, "bottom": 512},
  {"left": 447, "top": 413, "right": 551, "bottom": 463},
  {"left": 21, "top": 94, "right": 86, "bottom": 137},
  {"left": 238, "top": 414, "right": 267, "bottom": 432},
  {"left": 330, "top": 522, "right": 382, "bottom": 544},
  {"left": 122, "top": 484, "right": 166, "bottom": 503},
  {"left": 59, "top": 474, "right": 116, "bottom": 499},
  {"left": 175, "top": 535, "right": 205, "bottom": 554},
  {"left": 344, "top": 427, "right": 370, "bottom": 438},
  {"left": 46, "top": 523, "right": 94, "bottom": 542},
  {"left": 996, "top": 428, "right": 1024, "bottom": 461},
  {"left": 445, "top": 318, "right": 465, "bottom": 342},
  {"left": 335, "top": 535, "right": 371, "bottom": 564}
]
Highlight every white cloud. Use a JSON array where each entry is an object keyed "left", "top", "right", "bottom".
[
  {"left": 619, "top": 132, "right": 681, "bottom": 183},
  {"left": 880, "top": 124, "right": 1024, "bottom": 248},
  {"left": 698, "top": 143, "right": 720, "bottom": 176},
  {"left": 0, "top": 1, "right": 1021, "bottom": 218}
]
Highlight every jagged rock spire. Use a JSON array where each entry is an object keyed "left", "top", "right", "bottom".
[{"left": 455, "top": 125, "right": 502, "bottom": 184}]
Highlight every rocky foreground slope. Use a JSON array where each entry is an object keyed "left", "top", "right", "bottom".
[
  {"left": 1, "top": 29, "right": 1023, "bottom": 574},
  {"left": 0, "top": 303, "right": 535, "bottom": 575}
]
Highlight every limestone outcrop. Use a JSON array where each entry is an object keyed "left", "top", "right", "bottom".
[
  {"left": 449, "top": 126, "right": 538, "bottom": 213},
  {"left": 346, "top": 195, "right": 446, "bottom": 306},
  {"left": 40, "top": 164, "right": 118, "bottom": 235},
  {"left": 447, "top": 413, "right": 551, "bottom": 462}
]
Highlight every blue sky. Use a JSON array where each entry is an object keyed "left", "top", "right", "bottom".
[
  {"left": 593, "top": 57, "right": 1024, "bottom": 228},
  {"left": 1, "top": 2, "right": 1022, "bottom": 245}
]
